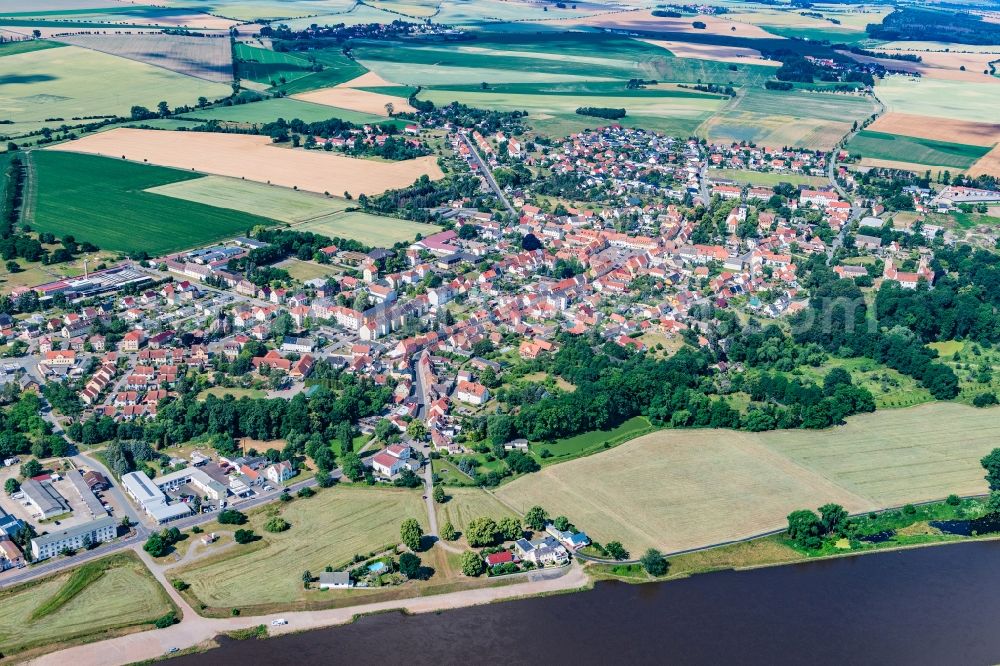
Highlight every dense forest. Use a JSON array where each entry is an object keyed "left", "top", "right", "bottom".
[{"left": 867, "top": 8, "right": 1000, "bottom": 45}]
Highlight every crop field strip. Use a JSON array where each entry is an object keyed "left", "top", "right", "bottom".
[
  {"left": 31, "top": 151, "right": 276, "bottom": 256},
  {"left": 50, "top": 128, "right": 445, "bottom": 199},
  {"left": 235, "top": 43, "right": 368, "bottom": 94},
  {"left": 495, "top": 403, "right": 1000, "bottom": 553},
  {"left": 846, "top": 130, "right": 991, "bottom": 170},
  {"left": 875, "top": 75, "right": 1000, "bottom": 125}
]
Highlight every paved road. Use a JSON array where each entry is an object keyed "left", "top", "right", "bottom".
[{"left": 459, "top": 132, "right": 515, "bottom": 215}]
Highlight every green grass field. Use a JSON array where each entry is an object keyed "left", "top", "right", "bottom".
[
  {"left": 235, "top": 43, "right": 316, "bottom": 85},
  {"left": 172, "top": 485, "right": 426, "bottom": 611},
  {"left": 709, "top": 168, "right": 827, "bottom": 188},
  {"left": 293, "top": 210, "right": 440, "bottom": 246},
  {"left": 145, "top": 175, "right": 349, "bottom": 223},
  {"left": 418, "top": 87, "right": 720, "bottom": 137},
  {"left": 927, "top": 340, "right": 1000, "bottom": 406},
  {"left": 178, "top": 97, "right": 390, "bottom": 126},
  {"left": 437, "top": 487, "right": 517, "bottom": 535},
  {"left": 234, "top": 43, "right": 367, "bottom": 93},
  {"left": 0, "top": 552, "right": 173, "bottom": 658},
  {"left": 847, "top": 130, "right": 990, "bottom": 170},
  {"left": 497, "top": 403, "right": 1000, "bottom": 553},
  {"left": 0, "top": 45, "right": 231, "bottom": 138},
  {"left": 876, "top": 76, "right": 1000, "bottom": 124},
  {"left": 33, "top": 151, "right": 276, "bottom": 255},
  {"left": 704, "top": 87, "right": 878, "bottom": 150},
  {"left": 279, "top": 258, "right": 337, "bottom": 282},
  {"left": 0, "top": 39, "right": 64, "bottom": 57}
]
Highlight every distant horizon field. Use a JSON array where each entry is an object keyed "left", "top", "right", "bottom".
[
  {"left": 876, "top": 75, "right": 1000, "bottom": 125},
  {"left": 496, "top": 403, "right": 1000, "bottom": 553},
  {"left": 32, "top": 151, "right": 274, "bottom": 255},
  {"left": 0, "top": 44, "right": 231, "bottom": 137}
]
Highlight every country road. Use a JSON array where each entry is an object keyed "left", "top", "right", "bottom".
[{"left": 460, "top": 131, "right": 515, "bottom": 215}]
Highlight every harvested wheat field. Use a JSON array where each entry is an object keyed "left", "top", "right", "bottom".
[
  {"left": 49, "top": 128, "right": 443, "bottom": 196},
  {"left": 867, "top": 112, "right": 1000, "bottom": 147},
  {"left": 293, "top": 75, "right": 415, "bottom": 116},
  {"left": 968, "top": 144, "right": 1000, "bottom": 177},
  {"left": 639, "top": 38, "right": 780, "bottom": 67},
  {"left": 860, "top": 157, "right": 960, "bottom": 173},
  {"left": 495, "top": 403, "right": 1000, "bottom": 553},
  {"left": 842, "top": 49, "right": 1000, "bottom": 84},
  {"left": 565, "top": 9, "right": 777, "bottom": 38}
]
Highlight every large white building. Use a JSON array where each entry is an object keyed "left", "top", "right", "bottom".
[
  {"left": 121, "top": 471, "right": 193, "bottom": 524},
  {"left": 31, "top": 516, "right": 117, "bottom": 561}
]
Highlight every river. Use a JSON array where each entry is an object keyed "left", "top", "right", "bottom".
[{"left": 173, "top": 540, "right": 1000, "bottom": 665}]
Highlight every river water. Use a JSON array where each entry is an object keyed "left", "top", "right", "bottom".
[{"left": 173, "top": 540, "right": 1000, "bottom": 665}]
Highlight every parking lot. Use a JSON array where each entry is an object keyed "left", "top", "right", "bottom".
[{"left": 0, "top": 460, "right": 122, "bottom": 531}]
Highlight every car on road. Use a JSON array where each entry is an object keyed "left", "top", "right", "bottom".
[
  {"left": 271, "top": 618, "right": 288, "bottom": 626},
  {"left": 166, "top": 647, "right": 179, "bottom": 654}
]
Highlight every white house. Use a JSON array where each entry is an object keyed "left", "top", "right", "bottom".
[
  {"left": 455, "top": 380, "right": 490, "bottom": 406},
  {"left": 371, "top": 443, "right": 412, "bottom": 477},
  {"left": 265, "top": 461, "right": 295, "bottom": 485}
]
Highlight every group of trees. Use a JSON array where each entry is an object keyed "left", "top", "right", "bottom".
[
  {"left": 575, "top": 107, "right": 627, "bottom": 120},
  {"left": 786, "top": 503, "right": 850, "bottom": 549},
  {"left": 0, "top": 392, "right": 64, "bottom": 460},
  {"left": 359, "top": 174, "right": 485, "bottom": 223},
  {"left": 144, "top": 526, "right": 183, "bottom": 557},
  {"left": 790, "top": 266, "right": 959, "bottom": 400}
]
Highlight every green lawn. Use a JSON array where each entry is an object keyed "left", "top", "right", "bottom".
[
  {"left": 535, "top": 415, "right": 655, "bottom": 465},
  {"left": 171, "top": 485, "right": 426, "bottom": 612},
  {"left": 847, "top": 130, "right": 990, "bottom": 170},
  {"left": 33, "top": 151, "right": 276, "bottom": 255},
  {"left": 709, "top": 168, "right": 827, "bottom": 188}
]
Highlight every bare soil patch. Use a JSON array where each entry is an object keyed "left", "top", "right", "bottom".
[
  {"left": 639, "top": 38, "right": 780, "bottom": 67},
  {"left": 968, "top": 144, "right": 1000, "bottom": 177},
  {"left": 293, "top": 86, "right": 415, "bottom": 116},
  {"left": 867, "top": 112, "right": 1000, "bottom": 147},
  {"left": 48, "top": 128, "right": 443, "bottom": 197}
]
